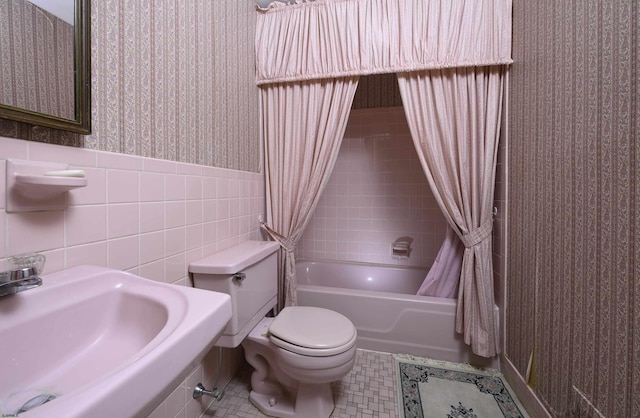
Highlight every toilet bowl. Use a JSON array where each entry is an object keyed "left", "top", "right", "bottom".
[
  {"left": 244, "top": 307, "right": 357, "bottom": 418},
  {"left": 189, "top": 241, "right": 357, "bottom": 418}
]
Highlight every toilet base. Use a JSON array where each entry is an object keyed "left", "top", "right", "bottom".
[
  {"left": 242, "top": 316, "right": 354, "bottom": 418},
  {"left": 249, "top": 382, "right": 334, "bottom": 418}
]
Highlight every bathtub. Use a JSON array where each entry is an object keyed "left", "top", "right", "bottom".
[{"left": 296, "top": 260, "right": 498, "bottom": 369}]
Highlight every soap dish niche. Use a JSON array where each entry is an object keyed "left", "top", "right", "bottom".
[{"left": 6, "top": 159, "right": 87, "bottom": 213}]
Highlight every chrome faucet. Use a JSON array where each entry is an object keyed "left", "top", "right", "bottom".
[{"left": 0, "top": 267, "right": 42, "bottom": 297}]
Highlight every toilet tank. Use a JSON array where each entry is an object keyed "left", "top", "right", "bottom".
[{"left": 189, "top": 240, "right": 280, "bottom": 348}]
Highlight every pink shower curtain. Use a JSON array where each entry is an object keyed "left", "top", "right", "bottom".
[
  {"left": 255, "top": 0, "right": 513, "bottom": 84},
  {"left": 397, "top": 66, "right": 506, "bottom": 358},
  {"left": 260, "top": 78, "right": 359, "bottom": 309}
]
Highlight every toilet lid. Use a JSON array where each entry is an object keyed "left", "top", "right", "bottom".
[{"left": 269, "top": 306, "right": 356, "bottom": 355}]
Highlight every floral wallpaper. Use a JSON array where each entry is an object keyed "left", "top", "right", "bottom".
[
  {"left": 507, "top": 0, "right": 638, "bottom": 416},
  {"left": 0, "top": 0, "right": 260, "bottom": 173}
]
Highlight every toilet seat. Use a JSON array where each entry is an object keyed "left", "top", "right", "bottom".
[{"left": 268, "top": 306, "right": 357, "bottom": 357}]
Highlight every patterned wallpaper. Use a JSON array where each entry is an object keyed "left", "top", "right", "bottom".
[
  {"left": 507, "top": 1, "right": 638, "bottom": 417},
  {"left": 352, "top": 73, "right": 403, "bottom": 109},
  {"left": 0, "top": 0, "right": 75, "bottom": 120},
  {"left": 0, "top": 1, "right": 402, "bottom": 169},
  {"left": 0, "top": 0, "right": 260, "bottom": 173}
]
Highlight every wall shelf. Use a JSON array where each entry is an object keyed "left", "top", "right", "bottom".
[{"left": 6, "top": 159, "right": 87, "bottom": 212}]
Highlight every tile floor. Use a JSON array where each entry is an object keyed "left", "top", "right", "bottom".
[{"left": 201, "top": 349, "right": 398, "bottom": 418}]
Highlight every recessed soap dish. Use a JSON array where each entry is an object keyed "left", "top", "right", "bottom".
[{"left": 6, "top": 159, "right": 88, "bottom": 212}]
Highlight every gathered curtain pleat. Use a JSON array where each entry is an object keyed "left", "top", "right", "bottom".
[
  {"left": 397, "top": 66, "right": 506, "bottom": 357},
  {"left": 260, "top": 77, "right": 359, "bottom": 309},
  {"left": 255, "top": 0, "right": 512, "bottom": 84}
]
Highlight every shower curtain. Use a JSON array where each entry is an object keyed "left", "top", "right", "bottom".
[
  {"left": 397, "top": 66, "right": 506, "bottom": 357},
  {"left": 417, "top": 225, "right": 464, "bottom": 298},
  {"left": 259, "top": 78, "right": 359, "bottom": 308},
  {"left": 255, "top": 0, "right": 512, "bottom": 357}
]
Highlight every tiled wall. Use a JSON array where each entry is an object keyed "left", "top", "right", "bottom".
[
  {"left": 507, "top": 0, "right": 639, "bottom": 416},
  {"left": 493, "top": 91, "right": 508, "bottom": 353},
  {"left": 298, "top": 107, "right": 448, "bottom": 268},
  {"left": 0, "top": 136, "right": 265, "bottom": 417}
]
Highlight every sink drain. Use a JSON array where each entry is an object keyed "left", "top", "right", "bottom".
[{"left": 1, "top": 392, "right": 57, "bottom": 417}]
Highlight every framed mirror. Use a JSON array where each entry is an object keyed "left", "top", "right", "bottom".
[{"left": 0, "top": 0, "right": 91, "bottom": 134}]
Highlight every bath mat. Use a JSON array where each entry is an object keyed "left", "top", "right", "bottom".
[{"left": 394, "top": 354, "right": 529, "bottom": 418}]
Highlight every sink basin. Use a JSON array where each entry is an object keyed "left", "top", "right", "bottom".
[{"left": 0, "top": 265, "right": 231, "bottom": 417}]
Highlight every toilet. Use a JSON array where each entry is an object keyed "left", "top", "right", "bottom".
[{"left": 189, "top": 240, "right": 357, "bottom": 418}]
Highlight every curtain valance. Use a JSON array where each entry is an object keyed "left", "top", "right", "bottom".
[{"left": 255, "top": 0, "right": 512, "bottom": 85}]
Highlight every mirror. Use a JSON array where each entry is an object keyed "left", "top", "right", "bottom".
[{"left": 0, "top": 0, "right": 91, "bottom": 134}]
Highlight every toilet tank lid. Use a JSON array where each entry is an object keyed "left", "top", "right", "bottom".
[{"left": 189, "top": 240, "right": 280, "bottom": 274}]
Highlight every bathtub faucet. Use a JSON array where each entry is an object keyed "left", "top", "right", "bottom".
[{"left": 0, "top": 267, "right": 42, "bottom": 297}]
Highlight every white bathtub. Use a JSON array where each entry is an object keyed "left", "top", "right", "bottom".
[{"left": 296, "top": 260, "right": 498, "bottom": 369}]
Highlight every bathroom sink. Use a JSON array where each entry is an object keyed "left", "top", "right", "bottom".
[{"left": 0, "top": 265, "right": 231, "bottom": 418}]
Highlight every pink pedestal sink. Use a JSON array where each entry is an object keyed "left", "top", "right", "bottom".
[{"left": 0, "top": 265, "right": 231, "bottom": 418}]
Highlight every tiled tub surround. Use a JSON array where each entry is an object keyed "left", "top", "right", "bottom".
[
  {"left": 0, "top": 136, "right": 265, "bottom": 417},
  {"left": 298, "top": 106, "right": 448, "bottom": 268}
]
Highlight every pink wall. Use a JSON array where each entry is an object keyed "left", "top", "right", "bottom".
[
  {"left": 492, "top": 111, "right": 507, "bottom": 365},
  {"left": 298, "top": 107, "right": 448, "bottom": 268},
  {"left": 0, "top": 136, "right": 264, "bottom": 416}
]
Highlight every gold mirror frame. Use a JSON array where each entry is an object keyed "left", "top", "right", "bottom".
[{"left": 0, "top": 0, "right": 91, "bottom": 134}]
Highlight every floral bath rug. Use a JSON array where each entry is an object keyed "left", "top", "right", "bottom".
[{"left": 394, "top": 354, "right": 529, "bottom": 418}]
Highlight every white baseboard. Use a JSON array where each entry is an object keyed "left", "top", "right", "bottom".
[{"left": 501, "top": 355, "right": 552, "bottom": 418}]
